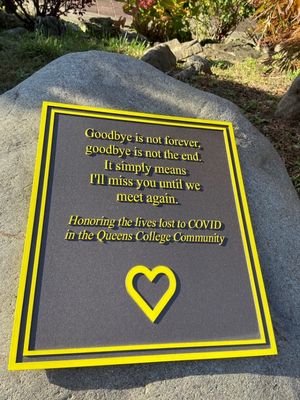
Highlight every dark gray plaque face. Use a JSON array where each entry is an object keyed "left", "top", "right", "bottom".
[{"left": 9, "top": 102, "right": 277, "bottom": 370}]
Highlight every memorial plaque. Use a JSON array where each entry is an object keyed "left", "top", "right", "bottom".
[{"left": 9, "top": 102, "right": 277, "bottom": 370}]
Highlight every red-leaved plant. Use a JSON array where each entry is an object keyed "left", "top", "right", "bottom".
[{"left": 118, "top": 0, "right": 201, "bottom": 42}]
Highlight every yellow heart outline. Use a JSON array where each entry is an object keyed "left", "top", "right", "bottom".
[{"left": 125, "top": 265, "right": 177, "bottom": 323}]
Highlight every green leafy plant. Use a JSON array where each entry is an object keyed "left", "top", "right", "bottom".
[
  {"left": 0, "top": 30, "right": 148, "bottom": 93},
  {"left": 286, "top": 68, "right": 300, "bottom": 80},
  {"left": 193, "top": 0, "right": 254, "bottom": 40},
  {"left": 118, "top": 0, "right": 201, "bottom": 42}
]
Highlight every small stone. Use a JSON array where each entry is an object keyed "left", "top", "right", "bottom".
[
  {"left": 225, "top": 18, "right": 257, "bottom": 46},
  {"left": 202, "top": 42, "right": 261, "bottom": 63},
  {"left": 141, "top": 44, "right": 176, "bottom": 72},
  {"left": 120, "top": 29, "right": 148, "bottom": 44},
  {"left": 35, "top": 16, "right": 66, "bottom": 36},
  {"left": 65, "top": 21, "right": 81, "bottom": 33},
  {"left": 84, "top": 17, "right": 120, "bottom": 38},
  {"left": 171, "top": 39, "right": 203, "bottom": 61},
  {"left": 173, "top": 66, "right": 197, "bottom": 81},
  {"left": 0, "top": 10, "right": 23, "bottom": 30},
  {"left": 1, "top": 26, "right": 27, "bottom": 36},
  {"left": 164, "top": 38, "right": 181, "bottom": 52},
  {"left": 275, "top": 75, "right": 300, "bottom": 121},
  {"left": 185, "top": 55, "right": 212, "bottom": 75}
]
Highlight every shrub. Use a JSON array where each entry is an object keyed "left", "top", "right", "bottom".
[
  {"left": 194, "top": 0, "right": 255, "bottom": 41},
  {"left": 2, "top": 0, "right": 95, "bottom": 31},
  {"left": 118, "top": 0, "right": 201, "bottom": 42},
  {"left": 251, "top": 0, "right": 300, "bottom": 70}
]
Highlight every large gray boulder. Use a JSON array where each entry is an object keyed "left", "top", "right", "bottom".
[
  {"left": 275, "top": 75, "right": 300, "bottom": 121},
  {"left": 0, "top": 51, "right": 299, "bottom": 399}
]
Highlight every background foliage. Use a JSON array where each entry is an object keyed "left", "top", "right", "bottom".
[
  {"left": 1, "top": 0, "right": 94, "bottom": 30},
  {"left": 119, "top": 0, "right": 201, "bottom": 42},
  {"left": 252, "top": 0, "right": 300, "bottom": 70},
  {"left": 193, "top": 0, "right": 254, "bottom": 40},
  {"left": 119, "top": 0, "right": 254, "bottom": 42}
]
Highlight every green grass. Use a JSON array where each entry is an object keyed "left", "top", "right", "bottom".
[
  {"left": 0, "top": 30, "right": 299, "bottom": 195},
  {"left": 0, "top": 29, "right": 148, "bottom": 94},
  {"left": 285, "top": 69, "right": 300, "bottom": 80}
]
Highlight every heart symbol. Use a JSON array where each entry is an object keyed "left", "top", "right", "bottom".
[{"left": 125, "top": 265, "right": 177, "bottom": 323}]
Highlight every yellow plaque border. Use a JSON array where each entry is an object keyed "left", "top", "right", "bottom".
[{"left": 9, "top": 102, "right": 277, "bottom": 370}]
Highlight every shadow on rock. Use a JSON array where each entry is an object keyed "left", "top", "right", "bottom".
[{"left": 46, "top": 337, "right": 299, "bottom": 391}]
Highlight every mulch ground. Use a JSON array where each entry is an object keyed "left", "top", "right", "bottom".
[{"left": 191, "top": 66, "right": 300, "bottom": 195}]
